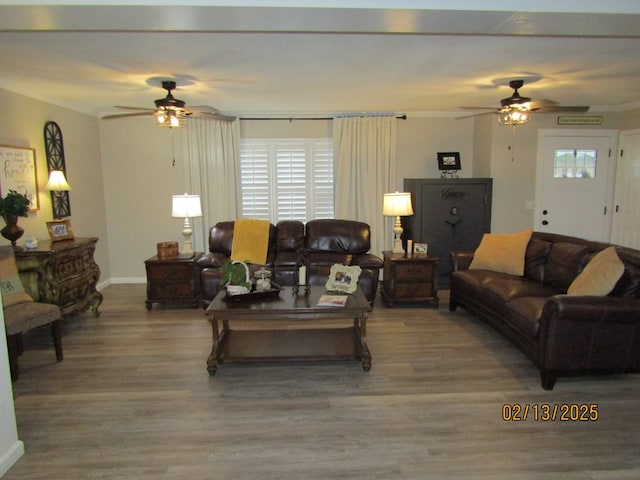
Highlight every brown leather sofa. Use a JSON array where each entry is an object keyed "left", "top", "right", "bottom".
[
  {"left": 198, "top": 219, "right": 383, "bottom": 307},
  {"left": 449, "top": 231, "right": 640, "bottom": 390}
]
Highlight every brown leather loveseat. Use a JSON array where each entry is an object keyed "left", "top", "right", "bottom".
[
  {"left": 198, "top": 219, "right": 383, "bottom": 307},
  {"left": 449, "top": 231, "right": 640, "bottom": 390}
]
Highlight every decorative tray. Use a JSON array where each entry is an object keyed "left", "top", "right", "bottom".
[{"left": 223, "top": 283, "right": 283, "bottom": 303}]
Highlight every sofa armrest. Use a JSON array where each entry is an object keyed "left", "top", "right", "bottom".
[
  {"left": 539, "top": 295, "right": 640, "bottom": 373},
  {"left": 197, "top": 252, "right": 230, "bottom": 269},
  {"left": 352, "top": 253, "right": 384, "bottom": 270},
  {"left": 450, "top": 251, "right": 474, "bottom": 271}
]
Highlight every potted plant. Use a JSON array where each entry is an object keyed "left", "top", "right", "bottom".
[
  {"left": 0, "top": 190, "right": 32, "bottom": 246},
  {"left": 220, "top": 259, "right": 251, "bottom": 295}
]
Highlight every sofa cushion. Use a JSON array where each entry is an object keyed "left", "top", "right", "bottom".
[
  {"left": 543, "top": 242, "right": 589, "bottom": 292},
  {"left": 567, "top": 247, "right": 625, "bottom": 296},
  {"left": 469, "top": 228, "right": 532, "bottom": 276},
  {"left": 610, "top": 262, "right": 640, "bottom": 299},
  {"left": 505, "top": 297, "right": 548, "bottom": 339},
  {"left": 305, "top": 219, "right": 370, "bottom": 254},
  {"left": 276, "top": 220, "right": 304, "bottom": 252},
  {"left": 524, "top": 238, "right": 552, "bottom": 283},
  {"left": 0, "top": 252, "right": 34, "bottom": 307},
  {"left": 484, "top": 276, "right": 557, "bottom": 303}
]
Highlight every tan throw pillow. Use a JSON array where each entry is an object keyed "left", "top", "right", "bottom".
[
  {"left": 567, "top": 247, "right": 625, "bottom": 296},
  {"left": 0, "top": 254, "right": 34, "bottom": 307},
  {"left": 469, "top": 228, "right": 533, "bottom": 276}
]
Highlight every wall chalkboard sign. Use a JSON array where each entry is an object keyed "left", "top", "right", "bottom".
[{"left": 0, "top": 144, "right": 39, "bottom": 210}]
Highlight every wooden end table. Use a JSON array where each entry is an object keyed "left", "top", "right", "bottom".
[
  {"left": 204, "top": 286, "right": 372, "bottom": 375},
  {"left": 381, "top": 251, "right": 439, "bottom": 307},
  {"left": 144, "top": 252, "right": 202, "bottom": 309}
]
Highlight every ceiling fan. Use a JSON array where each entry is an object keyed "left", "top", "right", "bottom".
[
  {"left": 458, "top": 80, "right": 590, "bottom": 124},
  {"left": 102, "top": 80, "right": 235, "bottom": 126}
]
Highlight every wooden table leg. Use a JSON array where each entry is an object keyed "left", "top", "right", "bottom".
[
  {"left": 207, "top": 316, "right": 220, "bottom": 375},
  {"left": 357, "top": 311, "right": 371, "bottom": 371}
]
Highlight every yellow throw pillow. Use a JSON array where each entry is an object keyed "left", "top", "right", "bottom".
[
  {"left": 469, "top": 228, "right": 533, "bottom": 276},
  {"left": 567, "top": 247, "right": 624, "bottom": 296},
  {"left": 0, "top": 254, "right": 34, "bottom": 307},
  {"left": 230, "top": 218, "right": 271, "bottom": 265}
]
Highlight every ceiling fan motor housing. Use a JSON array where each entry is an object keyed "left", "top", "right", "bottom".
[
  {"left": 155, "top": 81, "right": 186, "bottom": 109},
  {"left": 501, "top": 79, "right": 531, "bottom": 108}
]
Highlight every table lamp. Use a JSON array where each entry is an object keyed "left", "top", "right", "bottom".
[
  {"left": 383, "top": 191, "right": 414, "bottom": 254},
  {"left": 171, "top": 193, "right": 202, "bottom": 255},
  {"left": 46, "top": 170, "right": 72, "bottom": 219}
]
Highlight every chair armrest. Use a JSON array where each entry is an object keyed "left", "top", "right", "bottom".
[
  {"left": 197, "top": 253, "right": 229, "bottom": 269},
  {"left": 450, "top": 251, "right": 474, "bottom": 271},
  {"left": 352, "top": 253, "right": 384, "bottom": 270}
]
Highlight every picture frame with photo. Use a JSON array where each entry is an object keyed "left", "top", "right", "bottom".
[
  {"left": 437, "top": 152, "right": 461, "bottom": 171},
  {"left": 413, "top": 243, "right": 428, "bottom": 255},
  {"left": 325, "top": 264, "right": 362, "bottom": 294},
  {"left": 46, "top": 219, "right": 74, "bottom": 242}
]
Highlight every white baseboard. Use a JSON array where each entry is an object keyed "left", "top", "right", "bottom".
[
  {"left": 0, "top": 440, "right": 24, "bottom": 477},
  {"left": 108, "top": 277, "right": 146, "bottom": 284}
]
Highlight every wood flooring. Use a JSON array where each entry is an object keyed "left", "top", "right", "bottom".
[{"left": 5, "top": 284, "right": 640, "bottom": 479}]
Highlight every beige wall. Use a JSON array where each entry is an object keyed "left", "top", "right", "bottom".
[
  {"left": 0, "top": 89, "right": 110, "bottom": 282},
  {"left": 5, "top": 86, "right": 640, "bottom": 282}
]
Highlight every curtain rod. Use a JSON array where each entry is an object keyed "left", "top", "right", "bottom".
[{"left": 239, "top": 115, "right": 407, "bottom": 121}]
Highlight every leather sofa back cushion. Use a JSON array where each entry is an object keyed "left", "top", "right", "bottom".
[
  {"left": 209, "top": 221, "right": 235, "bottom": 255},
  {"left": 543, "top": 242, "right": 589, "bottom": 292},
  {"left": 524, "top": 238, "right": 552, "bottom": 283},
  {"left": 276, "top": 220, "right": 304, "bottom": 252},
  {"left": 305, "top": 219, "right": 370, "bottom": 254},
  {"left": 610, "top": 263, "right": 640, "bottom": 298}
]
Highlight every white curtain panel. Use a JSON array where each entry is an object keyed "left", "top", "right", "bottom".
[
  {"left": 185, "top": 118, "right": 241, "bottom": 251},
  {"left": 333, "top": 115, "right": 397, "bottom": 257}
]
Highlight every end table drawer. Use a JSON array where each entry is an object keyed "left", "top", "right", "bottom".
[
  {"left": 394, "top": 282, "right": 434, "bottom": 298},
  {"left": 393, "top": 263, "right": 432, "bottom": 279}
]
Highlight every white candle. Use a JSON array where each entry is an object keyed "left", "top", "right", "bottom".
[
  {"left": 407, "top": 240, "right": 413, "bottom": 257},
  {"left": 298, "top": 265, "right": 307, "bottom": 285}
]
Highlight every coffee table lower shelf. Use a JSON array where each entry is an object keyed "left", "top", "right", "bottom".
[{"left": 210, "top": 327, "right": 368, "bottom": 372}]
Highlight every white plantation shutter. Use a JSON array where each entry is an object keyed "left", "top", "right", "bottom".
[{"left": 240, "top": 138, "right": 334, "bottom": 222}]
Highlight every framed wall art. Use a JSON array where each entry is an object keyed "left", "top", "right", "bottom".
[
  {"left": 0, "top": 145, "right": 39, "bottom": 210},
  {"left": 437, "top": 152, "right": 461, "bottom": 171}
]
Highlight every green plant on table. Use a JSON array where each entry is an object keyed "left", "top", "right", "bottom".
[
  {"left": 220, "top": 259, "right": 251, "bottom": 290},
  {"left": 0, "top": 190, "right": 31, "bottom": 218}
]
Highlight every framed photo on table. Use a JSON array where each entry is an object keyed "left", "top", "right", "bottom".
[
  {"left": 47, "top": 219, "right": 74, "bottom": 242},
  {"left": 325, "top": 264, "right": 362, "bottom": 294},
  {"left": 437, "top": 152, "right": 461, "bottom": 171}
]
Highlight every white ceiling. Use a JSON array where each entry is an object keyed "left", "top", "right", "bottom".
[{"left": 1, "top": 1, "right": 640, "bottom": 119}]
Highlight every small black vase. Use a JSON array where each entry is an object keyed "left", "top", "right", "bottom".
[{"left": 1, "top": 215, "right": 25, "bottom": 246}]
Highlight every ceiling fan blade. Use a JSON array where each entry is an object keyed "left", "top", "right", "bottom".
[
  {"left": 113, "top": 106, "right": 156, "bottom": 112},
  {"left": 456, "top": 110, "right": 497, "bottom": 120},
  {"left": 192, "top": 111, "right": 237, "bottom": 122},
  {"left": 189, "top": 105, "right": 221, "bottom": 114},
  {"left": 458, "top": 106, "right": 497, "bottom": 110},
  {"left": 533, "top": 105, "right": 590, "bottom": 113},
  {"left": 102, "top": 112, "right": 154, "bottom": 120}
]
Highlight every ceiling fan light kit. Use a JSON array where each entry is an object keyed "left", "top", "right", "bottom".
[{"left": 497, "top": 106, "right": 531, "bottom": 126}]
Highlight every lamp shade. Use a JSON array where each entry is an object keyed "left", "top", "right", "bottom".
[
  {"left": 383, "top": 192, "right": 413, "bottom": 217},
  {"left": 171, "top": 193, "right": 202, "bottom": 218},
  {"left": 45, "top": 170, "right": 72, "bottom": 191}
]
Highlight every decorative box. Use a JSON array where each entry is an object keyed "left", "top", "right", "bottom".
[{"left": 157, "top": 241, "right": 179, "bottom": 259}]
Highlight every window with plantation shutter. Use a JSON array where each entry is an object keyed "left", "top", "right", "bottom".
[{"left": 240, "top": 138, "right": 334, "bottom": 223}]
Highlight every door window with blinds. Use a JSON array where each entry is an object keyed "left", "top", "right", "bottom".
[{"left": 239, "top": 138, "right": 334, "bottom": 222}]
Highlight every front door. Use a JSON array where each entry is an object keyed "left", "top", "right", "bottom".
[
  {"left": 611, "top": 129, "right": 640, "bottom": 249},
  {"left": 535, "top": 129, "right": 617, "bottom": 242}
]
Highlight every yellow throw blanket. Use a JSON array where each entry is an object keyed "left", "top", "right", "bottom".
[{"left": 230, "top": 219, "right": 270, "bottom": 264}]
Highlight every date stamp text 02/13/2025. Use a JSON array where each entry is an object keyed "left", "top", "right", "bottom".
[{"left": 502, "top": 403, "right": 599, "bottom": 422}]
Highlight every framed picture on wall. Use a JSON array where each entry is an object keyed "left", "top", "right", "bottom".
[
  {"left": 437, "top": 152, "right": 461, "bottom": 171},
  {"left": 0, "top": 145, "right": 39, "bottom": 210}
]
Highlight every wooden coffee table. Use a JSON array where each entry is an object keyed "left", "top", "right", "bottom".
[{"left": 205, "top": 286, "right": 372, "bottom": 375}]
